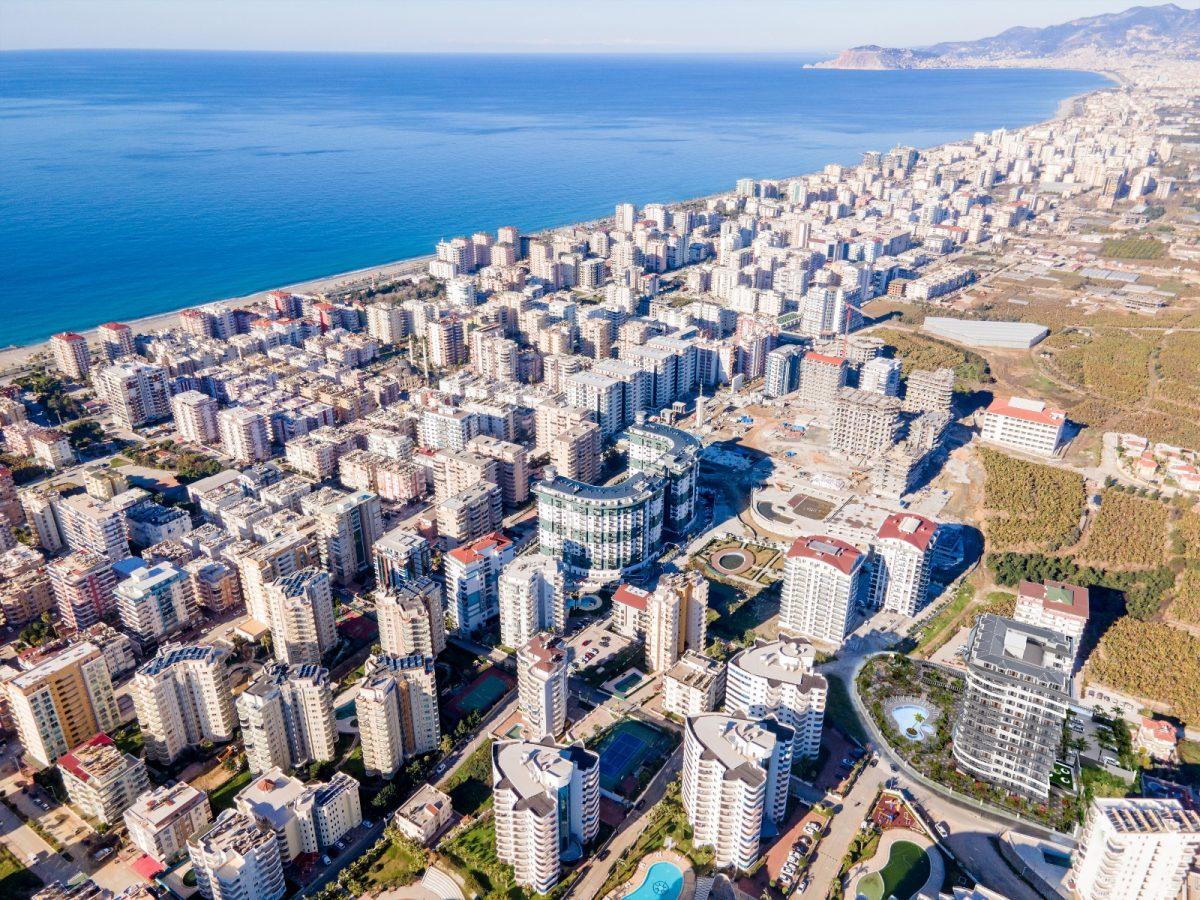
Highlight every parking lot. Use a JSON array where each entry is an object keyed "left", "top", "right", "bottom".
[{"left": 565, "top": 620, "right": 635, "bottom": 679}]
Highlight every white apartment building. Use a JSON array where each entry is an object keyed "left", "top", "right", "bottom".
[
  {"left": 306, "top": 489, "right": 383, "bottom": 584},
  {"left": 125, "top": 782, "right": 213, "bottom": 864},
  {"left": 491, "top": 739, "right": 600, "bottom": 894},
  {"left": 115, "top": 561, "right": 197, "bottom": 649},
  {"left": 1069, "top": 798, "right": 1200, "bottom": 900},
  {"left": 4, "top": 641, "right": 120, "bottom": 768},
  {"left": 188, "top": 810, "right": 286, "bottom": 900},
  {"left": 870, "top": 513, "right": 938, "bottom": 617},
  {"left": 663, "top": 651, "right": 726, "bottom": 718},
  {"left": 234, "top": 768, "right": 362, "bottom": 861},
  {"left": 51, "top": 331, "right": 91, "bottom": 381},
  {"left": 980, "top": 396, "right": 1066, "bottom": 457},
  {"left": 98, "top": 321, "right": 135, "bottom": 360},
  {"left": 237, "top": 663, "right": 337, "bottom": 775},
  {"left": 219, "top": 407, "right": 272, "bottom": 465},
  {"left": 859, "top": 357, "right": 902, "bottom": 396},
  {"left": 355, "top": 653, "right": 440, "bottom": 779},
  {"left": 682, "top": 714, "right": 794, "bottom": 872},
  {"left": 375, "top": 578, "right": 446, "bottom": 659},
  {"left": 372, "top": 528, "right": 432, "bottom": 589},
  {"left": 498, "top": 553, "right": 565, "bottom": 650},
  {"left": 779, "top": 535, "right": 865, "bottom": 646},
  {"left": 265, "top": 568, "right": 336, "bottom": 666},
  {"left": 47, "top": 550, "right": 117, "bottom": 632},
  {"left": 1014, "top": 580, "right": 1090, "bottom": 662},
  {"left": 93, "top": 359, "right": 171, "bottom": 429},
  {"left": 54, "top": 489, "right": 145, "bottom": 563},
  {"left": 444, "top": 532, "right": 514, "bottom": 635},
  {"left": 393, "top": 784, "right": 453, "bottom": 846},
  {"left": 516, "top": 633, "right": 569, "bottom": 739},
  {"left": 133, "top": 643, "right": 235, "bottom": 766},
  {"left": 171, "top": 390, "right": 220, "bottom": 445},
  {"left": 59, "top": 732, "right": 149, "bottom": 825},
  {"left": 612, "top": 571, "right": 708, "bottom": 673},
  {"left": 726, "top": 637, "right": 827, "bottom": 760}
]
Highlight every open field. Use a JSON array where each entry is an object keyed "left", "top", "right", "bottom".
[
  {"left": 1081, "top": 489, "right": 1168, "bottom": 569},
  {"left": 1100, "top": 236, "right": 1165, "bottom": 259},
  {"left": 978, "top": 448, "right": 1085, "bottom": 552}
]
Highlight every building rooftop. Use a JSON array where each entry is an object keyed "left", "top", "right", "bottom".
[
  {"left": 125, "top": 781, "right": 208, "bottom": 829},
  {"left": 967, "top": 614, "right": 1072, "bottom": 690},
  {"left": 786, "top": 534, "right": 863, "bottom": 576},
  {"left": 394, "top": 784, "right": 451, "bottom": 830},
  {"left": 730, "top": 637, "right": 826, "bottom": 692},
  {"left": 535, "top": 471, "right": 661, "bottom": 504},
  {"left": 8, "top": 641, "right": 102, "bottom": 691},
  {"left": 876, "top": 512, "right": 938, "bottom": 551},
  {"left": 664, "top": 651, "right": 724, "bottom": 690},
  {"left": 685, "top": 714, "right": 789, "bottom": 788},
  {"left": 1095, "top": 798, "right": 1200, "bottom": 835},
  {"left": 985, "top": 396, "right": 1066, "bottom": 427}
]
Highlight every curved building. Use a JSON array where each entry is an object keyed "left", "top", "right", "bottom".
[
  {"left": 726, "top": 637, "right": 827, "bottom": 760},
  {"left": 533, "top": 470, "right": 663, "bottom": 584},
  {"left": 624, "top": 419, "right": 701, "bottom": 536}
]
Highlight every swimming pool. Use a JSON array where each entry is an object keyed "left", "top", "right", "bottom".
[
  {"left": 622, "top": 861, "right": 683, "bottom": 900},
  {"left": 891, "top": 704, "right": 935, "bottom": 741}
]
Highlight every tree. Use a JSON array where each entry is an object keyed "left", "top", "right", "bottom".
[
  {"left": 66, "top": 419, "right": 105, "bottom": 452},
  {"left": 19, "top": 612, "right": 57, "bottom": 648}
]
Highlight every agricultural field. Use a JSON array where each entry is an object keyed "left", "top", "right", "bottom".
[
  {"left": 1099, "top": 236, "right": 1166, "bottom": 259},
  {"left": 1155, "top": 331, "right": 1200, "bottom": 415},
  {"left": 1041, "top": 328, "right": 1152, "bottom": 406},
  {"left": 872, "top": 327, "right": 988, "bottom": 390},
  {"left": 1168, "top": 567, "right": 1200, "bottom": 627},
  {"left": 1081, "top": 489, "right": 1168, "bottom": 570},
  {"left": 1085, "top": 618, "right": 1200, "bottom": 726},
  {"left": 978, "top": 448, "right": 1086, "bottom": 552}
]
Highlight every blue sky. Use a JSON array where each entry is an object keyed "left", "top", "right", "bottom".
[{"left": 2, "top": 0, "right": 1191, "bottom": 53}]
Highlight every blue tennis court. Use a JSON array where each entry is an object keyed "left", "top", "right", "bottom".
[{"left": 595, "top": 720, "right": 674, "bottom": 795}]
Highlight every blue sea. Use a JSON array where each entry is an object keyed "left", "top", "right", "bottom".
[{"left": 0, "top": 51, "right": 1109, "bottom": 346}]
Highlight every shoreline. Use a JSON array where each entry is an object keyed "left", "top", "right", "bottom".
[{"left": 0, "top": 66, "right": 1117, "bottom": 376}]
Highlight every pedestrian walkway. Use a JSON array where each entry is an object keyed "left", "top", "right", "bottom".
[{"left": 420, "top": 865, "right": 465, "bottom": 900}]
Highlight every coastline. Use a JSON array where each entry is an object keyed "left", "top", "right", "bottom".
[{"left": 0, "top": 65, "right": 1116, "bottom": 378}]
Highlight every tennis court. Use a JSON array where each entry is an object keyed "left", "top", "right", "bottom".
[
  {"left": 445, "top": 667, "right": 515, "bottom": 724},
  {"left": 595, "top": 719, "right": 674, "bottom": 796}
]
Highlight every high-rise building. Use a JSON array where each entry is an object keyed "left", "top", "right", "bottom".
[
  {"left": 48, "top": 550, "right": 117, "bottom": 632},
  {"left": 234, "top": 768, "right": 362, "bottom": 861},
  {"left": 355, "top": 654, "right": 440, "bottom": 779},
  {"left": 185, "top": 558, "right": 242, "bottom": 614},
  {"left": 663, "top": 652, "right": 726, "bottom": 717},
  {"left": 548, "top": 422, "right": 601, "bottom": 484},
  {"left": 365, "top": 303, "right": 410, "bottom": 344},
  {"left": 797, "top": 352, "right": 848, "bottom": 407},
  {"left": 444, "top": 532, "right": 514, "bottom": 636},
  {"left": 265, "top": 568, "right": 336, "bottom": 666},
  {"left": 125, "top": 782, "right": 213, "bottom": 864},
  {"left": 50, "top": 332, "right": 91, "bottom": 381},
  {"left": 952, "top": 615, "right": 1072, "bottom": 799},
  {"left": 54, "top": 489, "right": 144, "bottom": 563},
  {"left": 436, "top": 482, "right": 503, "bottom": 547},
  {"left": 623, "top": 420, "right": 701, "bottom": 537},
  {"left": 133, "top": 643, "right": 235, "bottom": 766},
  {"left": 237, "top": 663, "right": 337, "bottom": 775},
  {"left": 231, "top": 530, "right": 319, "bottom": 626},
  {"left": 218, "top": 407, "right": 272, "bottom": 465},
  {"left": 97, "top": 322, "right": 136, "bottom": 361},
  {"left": 681, "top": 714, "right": 793, "bottom": 872},
  {"left": 492, "top": 739, "right": 600, "bottom": 894},
  {"left": 58, "top": 733, "right": 149, "bottom": 824},
  {"left": 171, "top": 391, "right": 221, "bottom": 445},
  {"left": 115, "top": 561, "right": 197, "bottom": 649},
  {"left": 1069, "top": 798, "right": 1200, "bottom": 900},
  {"left": 902, "top": 367, "right": 955, "bottom": 414},
  {"left": 372, "top": 527, "right": 432, "bottom": 589},
  {"left": 467, "top": 435, "right": 530, "bottom": 508},
  {"left": 307, "top": 489, "right": 383, "bottom": 584},
  {"left": 858, "top": 357, "right": 902, "bottom": 396},
  {"left": 427, "top": 316, "right": 466, "bottom": 369},
  {"left": 612, "top": 571, "right": 708, "bottom": 672},
  {"left": 980, "top": 396, "right": 1067, "bottom": 458},
  {"left": 566, "top": 371, "right": 625, "bottom": 439},
  {"left": 726, "top": 637, "right": 827, "bottom": 760},
  {"left": 188, "top": 810, "right": 286, "bottom": 900},
  {"left": 4, "top": 641, "right": 120, "bottom": 768},
  {"left": 93, "top": 359, "right": 171, "bottom": 429},
  {"left": 498, "top": 553, "right": 565, "bottom": 650},
  {"left": 516, "top": 633, "right": 569, "bottom": 739},
  {"left": 1014, "top": 580, "right": 1090, "bottom": 665},
  {"left": 376, "top": 578, "right": 446, "bottom": 659},
  {"left": 779, "top": 535, "right": 865, "bottom": 646},
  {"left": 764, "top": 345, "right": 805, "bottom": 398},
  {"left": 870, "top": 513, "right": 938, "bottom": 617},
  {"left": 534, "top": 470, "right": 664, "bottom": 583},
  {"left": 831, "top": 387, "right": 901, "bottom": 457}
]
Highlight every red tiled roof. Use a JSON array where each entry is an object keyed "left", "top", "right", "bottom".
[
  {"left": 1017, "top": 580, "right": 1090, "bottom": 620},
  {"left": 58, "top": 732, "right": 115, "bottom": 782},
  {"left": 98, "top": 322, "right": 129, "bottom": 331},
  {"left": 876, "top": 513, "right": 937, "bottom": 551},
  {"left": 787, "top": 535, "right": 862, "bottom": 575},
  {"left": 803, "top": 351, "right": 846, "bottom": 366},
  {"left": 985, "top": 396, "right": 1066, "bottom": 427},
  {"left": 447, "top": 532, "right": 512, "bottom": 565},
  {"left": 52, "top": 332, "right": 85, "bottom": 342},
  {"left": 1140, "top": 718, "right": 1177, "bottom": 744},
  {"left": 613, "top": 583, "right": 650, "bottom": 611}
]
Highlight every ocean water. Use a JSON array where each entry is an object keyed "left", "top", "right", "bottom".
[{"left": 0, "top": 51, "right": 1109, "bottom": 346}]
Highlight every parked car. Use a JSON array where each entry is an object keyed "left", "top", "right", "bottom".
[
  {"left": 321, "top": 855, "right": 331, "bottom": 866},
  {"left": 798, "top": 877, "right": 810, "bottom": 892},
  {"left": 936, "top": 822, "right": 950, "bottom": 838}
]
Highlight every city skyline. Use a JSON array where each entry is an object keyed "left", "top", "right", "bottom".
[{"left": 2, "top": 0, "right": 1186, "bottom": 53}]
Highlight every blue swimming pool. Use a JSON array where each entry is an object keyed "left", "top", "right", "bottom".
[
  {"left": 622, "top": 861, "right": 683, "bottom": 900},
  {"left": 891, "top": 704, "right": 935, "bottom": 741}
]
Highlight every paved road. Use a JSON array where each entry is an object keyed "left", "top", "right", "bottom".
[{"left": 0, "top": 797, "right": 80, "bottom": 888}]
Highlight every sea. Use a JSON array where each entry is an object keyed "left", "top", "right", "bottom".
[{"left": 0, "top": 51, "right": 1110, "bottom": 347}]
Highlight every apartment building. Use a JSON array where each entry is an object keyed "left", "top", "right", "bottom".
[
  {"left": 612, "top": 571, "right": 708, "bottom": 673},
  {"left": 779, "top": 535, "right": 866, "bottom": 646},
  {"left": 1014, "top": 580, "right": 1090, "bottom": 663},
  {"left": 356, "top": 653, "right": 440, "bottom": 778},
  {"left": 265, "top": 568, "right": 336, "bottom": 666},
  {"left": 285, "top": 428, "right": 353, "bottom": 480},
  {"left": 115, "top": 561, "right": 197, "bottom": 649},
  {"left": 47, "top": 551, "right": 117, "bottom": 632},
  {"left": 234, "top": 768, "right": 362, "bottom": 861},
  {"left": 58, "top": 733, "right": 149, "bottom": 824},
  {"left": 237, "top": 663, "right": 337, "bottom": 775},
  {"left": 681, "top": 714, "right": 794, "bottom": 872},
  {"left": 432, "top": 449, "right": 498, "bottom": 503},
  {"left": 491, "top": 739, "right": 600, "bottom": 894},
  {"left": 980, "top": 396, "right": 1067, "bottom": 457},
  {"left": 50, "top": 331, "right": 91, "bottom": 381},
  {"left": 305, "top": 489, "right": 383, "bottom": 584},
  {"left": 444, "top": 532, "right": 514, "bottom": 635},
  {"left": 436, "top": 482, "right": 503, "bottom": 547},
  {"left": 218, "top": 407, "right": 273, "bottom": 465},
  {"left": 952, "top": 615, "right": 1073, "bottom": 799},
  {"left": 726, "top": 637, "right": 827, "bottom": 760},
  {"left": 902, "top": 367, "right": 955, "bottom": 414},
  {"left": 124, "top": 782, "right": 213, "bottom": 864},
  {"left": 1069, "top": 798, "right": 1200, "bottom": 900},
  {"left": 831, "top": 387, "right": 901, "bottom": 457},
  {"left": 764, "top": 345, "right": 805, "bottom": 398},
  {"left": 498, "top": 553, "right": 565, "bottom": 650},
  {"left": 624, "top": 420, "right": 701, "bottom": 536},
  {"left": 93, "top": 359, "right": 171, "bottom": 429},
  {"left": 427, "top": 316, "right": 466, "bottom": 368},
  {"left": 467, "top": 435, "right": 530, "bottom": 508},
  {"left": 393, "top": 784, "right": 453, "bottom": 846},
  {"left": 55, "top": 489, "right": 146, "bottom": 563},
  {"left": 188, "top": 810, "right": 286, "bottom": 900},
  {"left": 4, "top": 642, "right": 120, "bottom": 768},
  {"left": 870, "top": 512, "right": 938, "bottom": 617},
  {"left": 185, "top": 558, "right": 242, "bottom": 614},
  {"left": 516, "top": 633, "right": 569, "bottom": 739},
  {"left": 372, "top": 528, "right": 432, "bottom": 589},
  {"left": 98, "top": 321, "right": 135, "bottom": 361},
  {"left": 663, "top": 651, "right": 726, "bottom": 718},
  {"left": 133, "top": 643, "right": 235, "bottom": 766},
  {"left": 566, "top": 371, "right": 625, "bottom": 439},
  {"left": 548, "top": 421, "right": 602, "bottom": 484},
  {"left": 797, "top": 352, "right": 849, "bottom": 407},
  {"left": 231, "top": 529, "right": 319, "bottom": 626},
  {"left": 376, "top": 578, "right": 446, "bottom": 659},
  {"left": 171, "top": 391, "right": 221, "bottom": 445},
  {"left": 418, "top": 407, "right": 478, "bottom": 452}
]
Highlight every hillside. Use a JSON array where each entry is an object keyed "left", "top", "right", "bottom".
[{"left": 813, "top": 3, "right": 1200, "bottom": 69}]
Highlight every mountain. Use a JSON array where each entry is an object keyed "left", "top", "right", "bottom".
[{"left": 814, "top": 3, "right": 1200, "bottom": 69}]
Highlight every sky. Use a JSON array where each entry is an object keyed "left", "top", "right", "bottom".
[{"left": 2, "top": 0, "right": 1195, "bottom": 54}]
